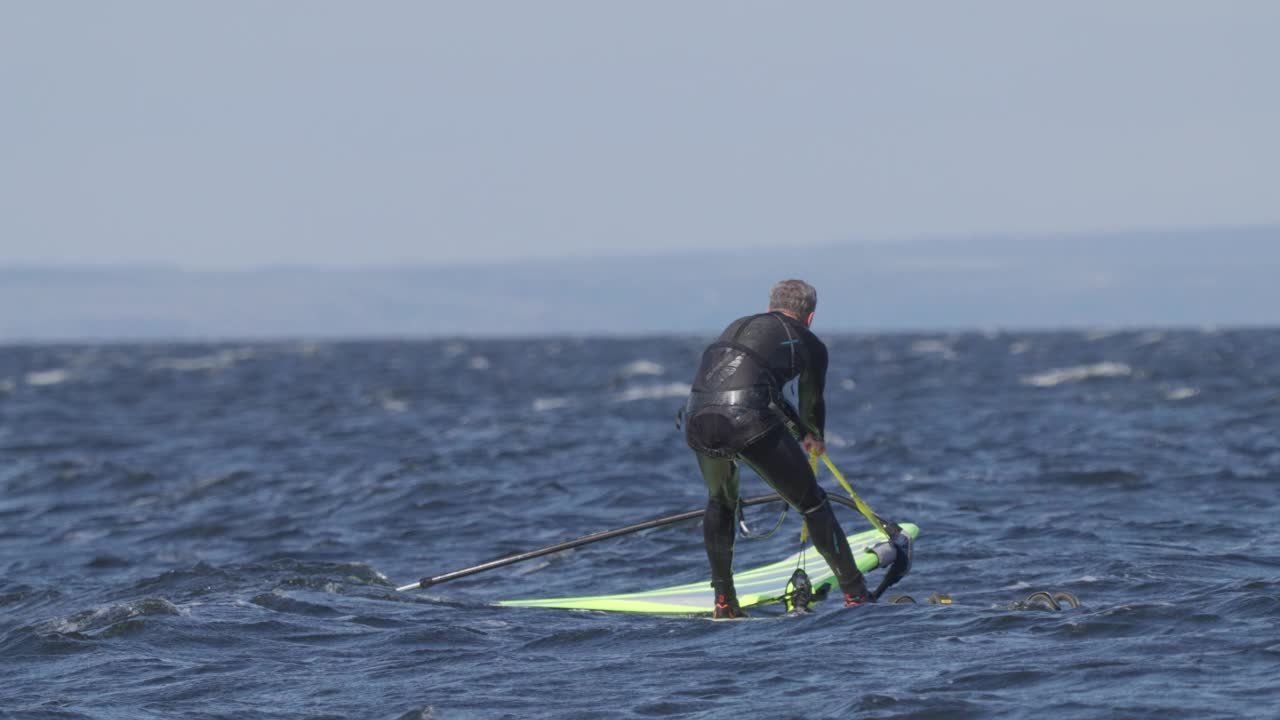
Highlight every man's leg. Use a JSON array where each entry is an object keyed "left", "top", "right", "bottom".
[
  {"left": 739, "top": 427, "right": 871, "bottom": 603},
  {"left": 694, "top": 451, "right": 746, "bottom": 617}
]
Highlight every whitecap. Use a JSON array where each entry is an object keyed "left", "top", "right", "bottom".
[
  {"left": 533, "top": 397, "right": 571, "bottom": 412},
  {"left": 822, "top": 432, "right": 851, "bottom": 448},
  {"left": 1009, "top": 340, "right": 1032, "bottom": 355},
  {"left": 381, "top": 398, "right": 409, "bottom": 413},
  {"left": 513, "top": 559, "right": 553, "bottom": 576},
  {"left": 1136, "top": 332, "right": 1165, "bottom": 347},
  {"left": 151, "top": 348, "right": 254, "bottom": 372},
  {"left": 467, "top": 356, "right": 491, "bottom": 371},
  {"left": 25, "top": 369, "right": 70, "bottom": 386},
  {"left": 44, "top": 597, "right": 183, "bottom": 635},
  {"left": 1165, "top": 387, "right": 1200, "bottom": 401},
  {"left": 1020, "top": 362, "right": 1132, "bottom": 387},
  {"left": 839, "top": 378, "right": 856, "bottom": 390},
  {"left": 60, "top": 528, "right": 110, "bottom": 543},
  {"left": 910, "top": 339, "right": 956, "bottom": 359},
  {"left": 615, "top": 382, "right": 691, "bottom": 402},
  {"left": 619, "top": 359, "right": 664, "bottom": 377}
]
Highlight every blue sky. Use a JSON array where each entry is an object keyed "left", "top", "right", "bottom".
[{"left": 2, "top": 1, "right": 1277, "bottom": 269}]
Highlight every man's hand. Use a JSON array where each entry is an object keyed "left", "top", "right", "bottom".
[{"left": 802, "top": 434, "right": 826, "bottom": 458}]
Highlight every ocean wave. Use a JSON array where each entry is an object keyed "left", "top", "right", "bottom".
[
  {"left": 250, "top": 590, "right": 342, "bottom": 617},
  {"left": 381, "top": 398, "right": 409, "bottom": 413},
  {"left": 360, "top": 389, "right": 410, "bottom": 413},
  {"left": 1, "top": 332, "right": 1276, "bottom": 719},
  {"left": 150, "top": 348, "right": 254, "bottom": 372},
  {"left": 394, "top": 708, "right": 440, "bottom": 720},
  {"left": 1045, "top": 469, "right": 1145, "bottom": 486},
  {"left": 618, "top": 360, "right": 664, "bottom": 377},
  {"left": 614, "top": 382, "right": 691, "bottom": 402},
  {"left": 25, "top": 369, "right": 70, "bottom": 386},
  {"left": 533, "top": 397, "right": 572, "bottom": 412},
  {"left": 1021, "top": 362, "right": 1133, "bottom": 387},
  {"left": 0, "top": 586, "right": 63, "bottom": 613},
  {"left": 1136, "top": 332, "right": 1165, "bottom": 347},
  {"left": 40, "top": 597, "right": 182, "bottom": 637},
  {"left": 1164, "top": 386, "right": 1200, "bottom": 401},
  {"left": 909, "top": 339, "right": 956, "bottom": 359},
  {"left": 254, "top": 559, "right": 392, "bottom": 587},
  {"left": 820, "top": 431, "right": 851, "bottom": 448}
]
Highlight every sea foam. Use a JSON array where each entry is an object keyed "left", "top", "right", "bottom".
[
  {"left": 151, "top": 348, "right": 254, "bottom": 372},
  {"left": 615, "top": 382, "right": 691, "bottom": 402},
  {"left": 619, "top": 359, "right": 664, "bottom": 377},
  {"left": 25, "top": 369, "right": 70, "bottom": 386},
  {"left": 1021, "top": 362, "right": 1132, "bottom": 387}
]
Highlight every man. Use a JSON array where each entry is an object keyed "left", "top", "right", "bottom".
[{"left": 684, "top": 279, "right": 871, "bottom": 618}]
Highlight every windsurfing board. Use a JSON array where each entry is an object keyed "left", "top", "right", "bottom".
[{"left": 497, "top": 522, "right": 919, "bottom": 614}]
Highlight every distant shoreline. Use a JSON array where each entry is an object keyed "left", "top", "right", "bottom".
[
  {"left": 3, "top": 226, "right": 1276, "bottom": 341},
  {"left": 4, "top": 325, "right": 1279, "bottom": 349}
]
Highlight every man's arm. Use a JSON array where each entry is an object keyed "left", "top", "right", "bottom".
[{"left": 797, "top": 338, "right": 828, "bottom": 450}]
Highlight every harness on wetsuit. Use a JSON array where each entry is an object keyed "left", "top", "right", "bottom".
[
  {"left": 682, "top": 313, "right": 810, "bottom": 537},
  {"left": 683, "top": 313, "right": 814, "bottom": 457},
  {"left": 701, "top": 313, "right": 807, "bottom": 433}
]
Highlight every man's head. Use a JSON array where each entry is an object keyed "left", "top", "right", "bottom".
[{"left": 768, "top": 279, "right": 817, "bottom": 327}]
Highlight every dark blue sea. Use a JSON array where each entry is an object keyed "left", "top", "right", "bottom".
[{"left": 3, "top": 330, "right": 1278, "bottom": 719}]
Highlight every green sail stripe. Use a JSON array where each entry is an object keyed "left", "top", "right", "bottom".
[
  {"left": 497, "top": 523, "right": 918, "bottom": 614},
  {"left": 599, "top": 524, "right": 899, "bottom": 598}
]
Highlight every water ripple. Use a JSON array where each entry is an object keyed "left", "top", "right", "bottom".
[{"left": 1, "top": 331, "right": 1278, "bottom": 719}]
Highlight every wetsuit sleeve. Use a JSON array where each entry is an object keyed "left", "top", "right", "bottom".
[{"left": 798, "top": 337, "right": 828, "bottom": 438}]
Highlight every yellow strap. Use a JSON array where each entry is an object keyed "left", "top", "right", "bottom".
[{"left": 819, "top": 452, "right": 891, "bottom": 538}]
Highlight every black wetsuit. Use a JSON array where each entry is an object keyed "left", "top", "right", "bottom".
[{"left": 685, "top": 311, "right": 868, "bottom": 605}]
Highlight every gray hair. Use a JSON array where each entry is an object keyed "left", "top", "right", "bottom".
[{"left": 768, "top": 279, "right": 817, "bottom": 318}]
